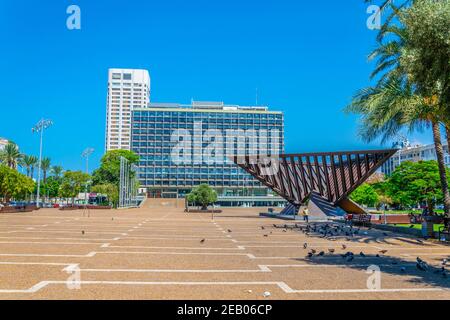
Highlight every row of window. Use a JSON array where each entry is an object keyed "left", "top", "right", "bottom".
[
  {"left": 139, "top": 180, "right": 262, "bottom": 187},
  {"left": 133, "top": 112, "right": 282, "bottom": 119}
]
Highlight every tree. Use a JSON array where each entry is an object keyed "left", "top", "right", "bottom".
[
  {"left": 91, "top": 183, "right": 119, "bottom": 208},
  {"left": 0, "top": 142, "right": 21, "bottom": 169},
  {"left": 346, "top": 0, "right": 450, "bottom": 216},
  {"left": 50, "top": 165, "right": 64, "bottom": 179},
  {"left": 187, "top": 184, "right": 218, "bottom": 210},
  {"left": 22, "top": 155, "right": 38, "bottom": 178},
  {"left": 29, "top": 155, "right": 38, "bottom": 180},
  {"left": 58, "top": 171, "right": 90, "bottom": 205},
  {"left": 350, "top": 183, "right": 380, "bottom": 207},
  {"left": 92, "top": 150, "right": 139, "bottom": 185},
  {"left": 40, "top": 157, "right": 51, "bottom": 184},
  {"left": 41, "top": 176, "right": 62, "bottom": 200},
  {"left": 385, "top": 161, "right": 445, "bottom": 212},
  {"left": 0, "top": 164, "right": 35, "bottom": 203}
]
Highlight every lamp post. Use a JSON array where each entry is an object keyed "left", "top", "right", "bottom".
[
  {"left": 81, "top": 148, "right": 94, "bottom": 205},
  {"left": 32, "top": 119, "right": 53, "bottom": 208}
]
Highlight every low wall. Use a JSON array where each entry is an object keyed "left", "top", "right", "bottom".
[
  {"left": 59, "top": 205, "right": 112, "bottom": 211},
  {"left": 0, "top": 205, "right": 38, "bottom": 213},
  {"left": 186, "top": 209, "right": 222, "bottom": 214}
]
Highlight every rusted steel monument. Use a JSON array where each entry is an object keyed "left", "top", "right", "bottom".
[{"left": 233, "top": 149, "right": 396, "bottom": 218}]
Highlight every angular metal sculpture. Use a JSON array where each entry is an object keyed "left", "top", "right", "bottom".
[{"left": 233, "top": 149, "right": 397, "bottom": 216}]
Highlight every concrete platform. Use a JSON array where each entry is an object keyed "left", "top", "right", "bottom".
[{"left": 0, "top": 199, "right": 449, "bottom": 300}]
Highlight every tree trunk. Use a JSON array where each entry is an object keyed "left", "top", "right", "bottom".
[
  {"left": 427, "top": 198, "right": 435, "bottom": 215},
  {"left": 445, "top": 124, "right": 450, "bottom": 156},
  {"left": 432, "top": 121, "right": 450, "bottom": 217}
]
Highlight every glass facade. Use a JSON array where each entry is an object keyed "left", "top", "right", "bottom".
[{"left": 131, "top": 105, "right": 284, "bottom": 196}]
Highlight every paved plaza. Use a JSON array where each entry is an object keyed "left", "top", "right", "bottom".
[{"left": 0, "top": 199, "right": 449, "bottom": 300}]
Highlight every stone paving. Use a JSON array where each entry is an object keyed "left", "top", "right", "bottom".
[{"left": 0, "top": 199, "right": 449, "bottom": 300}]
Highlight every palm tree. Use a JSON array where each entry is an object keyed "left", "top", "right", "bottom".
[
  {"left": 28, "top": 155, "right": 38, "bottom": 180},
  {"left": 0, "top": 142, "right": 22, "bottom": 169},
  {"left": 346, "top": 4, "right": 450, "bottom": 216},
  {"left": 22, "top": 155, "right": 38, "bottom": 178},
  {"left": 40, "top": 157, "right": 51, "bottom": 184},
  {"left": 51, "top": 165, "right": 64, "bottom": 178}
]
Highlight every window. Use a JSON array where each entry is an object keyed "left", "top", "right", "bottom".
[
  {"left": 123, "top": 73, "right": 132, "bottom": 80},
  {"left": 112, "top": 73, "right": 121, "bottom": 80}
]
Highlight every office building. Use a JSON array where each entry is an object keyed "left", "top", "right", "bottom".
[
  {"left": 380, "top": 142, "right": 450, "bottom": 175},
  {"left": 131, "top": 101, "right": 284, "bottom": 197},
  {"left": 105, "top": 68, "right": 150, "bottom": 151}
]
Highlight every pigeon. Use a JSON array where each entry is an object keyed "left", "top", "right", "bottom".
[
  {"left": 342, "top": 244, "right": 347, "bottom": 250},
  {"left": 263, "top": 291, "right": 271, "bottom": 298},
  {"left": 360, "top": 252, "right": 366, "bottom": 257},
  {"left": 227, "top": 229, "right": 232, "bottom": 233},
  {"left": 347, "top": 255, "right": 354, "bottom": 262},
  {"left": 318, "top": 251, "right": 325, "bottom": 256},
  {"left": 263, "top": 234, "right": 268, "bottom": 237},
  {"left": 376, "top": 254, "right": 380, "bottom": 258},
  {"left": 303, "top": 243, "right": 308, "bottom": 249},
  {"left": 282, "top": 229, "right": 287, "bottom": 233},
  {"left": 310, "top": 249, "right": 317, "bottom": 254},
  {"left": 261, "top": 226, "right": 265, "bottom": 230},
  {"left": 400, "top": 267, "right": 406, "bottom": 272},
  {"left": 328, "top": 249, "right": 335, "bottom": 253},
  {"left": 416, "top": 257, "right": 428, "bottom": 271},
  {"left": 307, "top": 252, "right": 314, "bottom": 258},
  {"left": 442, "top": 259, "right": 447, "bottom": 266},
  {"left": 200, "top": 238, "right": 206, "bottom": 244},
  {"left": 81, "top": 230, "right": 85, "bottom": 235},
  {"left": 409, "top": 225, "right": 414, "bottom": 228},
  {"left": 379, "top": 250, "right": 388, "bottom": 255},
  {"left": 111, "top": 217, "right": 114, "bottom": 221},
  {"left": 416, "top": 262, "right": 427, "bottom": 271},
  {"left": 383, "top": 232, "right": 388, "bottom": 236}
]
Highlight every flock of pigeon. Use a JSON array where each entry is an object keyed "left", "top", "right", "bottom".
[
  {"left": 263, "top": 222, "right": 448, "bottom": 279},
  {"left": 129, "top": 219, "right": 449, "bottom": 281},
  {"left": 79, "top": 220, "right": 448, "bottom": 279}
]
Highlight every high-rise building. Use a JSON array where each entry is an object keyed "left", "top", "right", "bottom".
[
  {"left": 131, "top": 101, "right": 284, "bottom": 197},
  {"left": 105, "top": 69, "right": 150, "bottom": 151}
]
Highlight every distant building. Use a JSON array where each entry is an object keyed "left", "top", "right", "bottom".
[
  {"left": 105, "top": 68, "right": 151, "bottom": 151},
  {"left": 131, "top": 101, "right": 284, "bottom": 197},
  {"left": 380, "top": 142, "right": 450, "bottom": 175},
  {"left": 0, "top": 137, "right": 8, "bottom": 151}
]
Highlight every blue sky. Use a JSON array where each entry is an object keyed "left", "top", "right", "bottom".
[{"left": 0, "top": 0, "right": 433, "bottom": 172}]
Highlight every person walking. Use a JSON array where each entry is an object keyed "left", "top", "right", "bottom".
[{"left": 302, "top": 207, "right": 309, "bottom": 223}]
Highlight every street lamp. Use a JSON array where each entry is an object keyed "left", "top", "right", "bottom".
[
  {"left": 32, "top": 119, "right": 53, "bottom": 208},
  {"left": 81, "top": 148, "right": 94, "bottom": 205}
]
